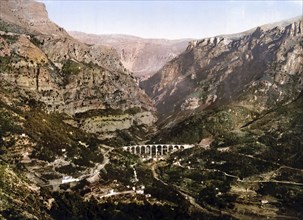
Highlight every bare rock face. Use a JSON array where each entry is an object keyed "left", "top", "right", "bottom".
[
  {"left": 0, "top": 0, "right": 67, "bottom": 36},
  {"left": 69, "top": 32, "right": 190, "bottom": 80},
  {"left": 0, "top": 0, "right": 157, "bottom": 143},
  {"left": 141, "top": 17, "right": 303, "bottom": 121}
]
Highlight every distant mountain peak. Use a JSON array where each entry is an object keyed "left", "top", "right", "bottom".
[{"left": 69, "top": 31, "right": 191, "bottom": 79}]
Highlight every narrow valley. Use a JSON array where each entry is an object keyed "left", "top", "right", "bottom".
[{"left": 0, "top": 0, "right": 302, "bottom": 219}]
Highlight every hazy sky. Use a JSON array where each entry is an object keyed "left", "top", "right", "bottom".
[{"left": 40, "top": 0, "right": 303, "bottom": 39}]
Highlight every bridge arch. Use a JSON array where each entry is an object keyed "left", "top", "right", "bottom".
[{"left": 123, "top": 144, "right": 195, "bottom": 159}]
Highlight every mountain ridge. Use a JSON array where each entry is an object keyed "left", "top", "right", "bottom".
[
  {"left": 142, "top": 16, "right": 302, "bottom": 122},
  {"left": 69, "top": 31, "right": 190, "bottom": 79}
]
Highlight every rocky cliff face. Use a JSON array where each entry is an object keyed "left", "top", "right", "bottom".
[
  {"left": 146, "top": 19, "right": 303, "bottom": 218},
  {"left": 69, "top": 32, "right": 190, "bottom": 80},
  {"left": 142, "top": 17, "right": 303, "bottom": 121},
  {"left": 0, "top": 0, "right": 157, "bottom": 143},
  {"left": 0, "top": 0, "right": 67, "bottom": 36}
]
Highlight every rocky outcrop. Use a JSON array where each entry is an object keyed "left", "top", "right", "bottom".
[
  {"left": 142, "top": 17, "right": 303, "bottom": 121},
  {"left": 0, "top": 0, "right": 157, "bottom": 143},
  {"left": 69, "top": 32, "right": 190, "bottom": 80},
  {"left": 0, "top": 0, "right": 67, "bottom": 36}
]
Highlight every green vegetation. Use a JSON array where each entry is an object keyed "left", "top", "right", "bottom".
[
  {"left": 0, "top": 53, "right": 24, "bottom": 72},
  {"left": 75, "top": 108, "right": 124, "bottom": 119},
  {"left": 0, "top": 56, "right": 11, "bottom": 72},
  {"left": 0, "top": 104, "right": 22, "bottom": 136},
  {"left": 250, "top": 92, "right": 303, "bottom": 168},
  {"left": 55, "top": 164, "right": 85, "bottom": 176},
  {"left": 0, "top": 19, "right": 28, "bottom": 34},
  {"left": 0, "top": 83, "right": 104, "bottom": 176},
  {"left": 62, "top": 59, "right": 82, "bottom": 76},
  {"left": 124, "top": 107, "right": 142, "bottom": 115},
  {"left": 257, "top": 183, "right": 303, "bottom": 215},
  {"left": 1, "top": 34, "right": 18, "bottom": 45},
  {"left": 98, "top": 150, "right": 196, "bottom": 218},
  {"left": 156, "top": 143, "right": 303, "bottom": 218},
  {"left": 153, "top": 105, "right": 257, "bottom": 144},
  {"left": 29, "top": 35, "right": 43, "bottom": 47},
  {"left": 0, "top": 162, "right": 52, "bottom": 219},
  {"left": 24, "top": 109, "right": 104, "bottom": 166},
  {"left": 159, "top": 150, "right": 239, "bottom": 203},
  {"left": 150, "top": 93, "right": 303, "bottom": 218},
  {"left": 50, "top": 191, "right": 191, "bottom": 220},
  {"left": 0, "top": 102, "right": 22, "bottom": 156},
  {"left": 198, "top": 184, "right": 236, "bottom": 209},
  {"left": 100, "top": 150, "right": 139, "bottom": 185},
  {"left": 274, "top": 167, "right": 303, "bottom": 183},
  {"left": 61, "top": 59, "right": 83, "bottom": 85},
  {"left": 75, "top": 107, "right": 142, "bottom": 119}
]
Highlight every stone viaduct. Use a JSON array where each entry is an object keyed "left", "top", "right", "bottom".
[{"left": 122, "top": 144, "right": 195, "bottom": 158}]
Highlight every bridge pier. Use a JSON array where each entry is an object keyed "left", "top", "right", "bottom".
[
  {"left": 123, "top": 144, "right": 195, "bottom": 159},
  {"left": 150, "top": 146, "right": 153, "bottom": 157}
]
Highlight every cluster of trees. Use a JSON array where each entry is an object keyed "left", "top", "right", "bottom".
[
  {"left": 257, "top": 182, "right": 303, "bottom": 214},
  {"left": 50, "top": 191, "right": 191, "bottom": 220}
]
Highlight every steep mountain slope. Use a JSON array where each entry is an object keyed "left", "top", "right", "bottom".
[
  {"left": 0, "top": 1, "right": 199, "bottom": 218},
  {"left": 144, "top": 18, "right": 303, "bottom": 218},
  {"left": 0, "top": 161, "right": 53, "bottom": 219},
  {"left": 151, "top": 91, "right": 303, "bottom": 219},
  {"left": 0, "top": 80, "right": 198, "bottom": 219},
  {"left": 69, "top": 31, "right": 189, "bottom": 79},
  {"left": 142, "top": 17, "right": 303, "bottom": 121},
  {"left": 0, "top": 0, "right": 157, "bottom": 144},
  {"left": 1, "top": 1, "right": 302, "bottom": 218}
]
